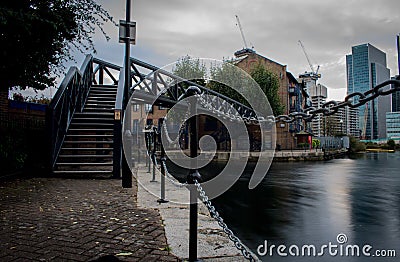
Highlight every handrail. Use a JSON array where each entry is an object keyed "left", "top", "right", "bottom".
[
  {"left": 129, "top": 57, "right": 257, "bottom": 119},
  {"left": 47, "top": 54, "right": 94, "bottom": 169},
  {"left": 115, "top": 67, "right": 125, "bottom": 111},
  {"left": 48, "top": 55, "right": 123, "bottom": 171},
  {"left": 112, "top": 66, "right": 125, "bottom": 178}
]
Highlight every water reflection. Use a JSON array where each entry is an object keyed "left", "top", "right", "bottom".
[{"left": 206, "top": 152, "right": 400, "bottom": 261}]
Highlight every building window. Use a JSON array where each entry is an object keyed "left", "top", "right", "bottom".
[
  {"left": 133, "top": 104, "right": 139, "bottom": 112},
  {"left": 145, "top": 104, "right": 152, "bottom": 113}
]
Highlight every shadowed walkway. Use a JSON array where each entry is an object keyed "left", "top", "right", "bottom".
[{"left": 0, "top": 176, "right": 179, "bottom": 261}]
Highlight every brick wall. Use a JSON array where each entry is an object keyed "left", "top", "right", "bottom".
[{"left": 235, "top": 52, "right": 295, "bottom": 149}]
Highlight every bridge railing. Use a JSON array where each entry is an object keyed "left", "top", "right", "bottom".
[
  {"left": 129, "top": 57, "right": 258, "bottom": 120},
  {"left": 47, "top": 54, "right": 93, "bottom": 169},
  {"left": 47, "top": 55, "right": 121, "bottom": 170}
]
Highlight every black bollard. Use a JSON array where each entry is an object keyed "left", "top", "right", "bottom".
[
  {"left": 185, "top": 86, "right": 202, "bottom": 262},
  {"left": 157, "top": 118, "right": 169, "bottom": 204},
  {"left": 151, "top": 127, "right": 157, "bottom": 182}
]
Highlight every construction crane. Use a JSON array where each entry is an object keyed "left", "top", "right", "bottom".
[
  {"left": 298, "top": 40, "right": 321, "bottom": 80},
  {"left": 234, "top": 15, "right": 255, "bottom": 57}
]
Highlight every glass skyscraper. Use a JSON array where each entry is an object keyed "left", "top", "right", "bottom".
[{"left": 346, "top": 43, "right": 391, "bottom": 139}]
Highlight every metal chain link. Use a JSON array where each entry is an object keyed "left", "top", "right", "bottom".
[
  {"left": 275, "top": 79, "right": 400, "bottom": 123},
  {"left": 163, "top": 106, "right": 191, "bottom": 145},
  {"left": 161, "top": 160, "right": 188, "bottom": 188},
  {"left": 197, "top": 78, "right": 400, "bottom": 124},
  {"left": 194, "top": 179, "right": 259, "bottom": 262}
]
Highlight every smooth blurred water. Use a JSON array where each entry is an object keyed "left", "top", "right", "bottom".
[{"left": 205, "top": 152, "right": 400, "bottom": 261}]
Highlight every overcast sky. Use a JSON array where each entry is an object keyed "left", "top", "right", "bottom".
[{"left": 42, "top": 0, "right": 400, "bottom": 101}]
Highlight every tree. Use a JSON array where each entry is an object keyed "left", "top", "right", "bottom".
[
  {"left": 387, "top": 139, "right": 396, "bottom": 150},
  {"left": 207, "top": 61, "right": 251, "bottom": 106},
  {"left": 250, "top": 64, "right": 284, "bottom": 116},
  {"left": 0, "top": 0, "right": 115, "bottom": 91},
  {"left": 172, "top": 55, "right": 207, "bottom": 86}
]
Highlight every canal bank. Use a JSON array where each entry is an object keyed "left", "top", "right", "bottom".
[
  {"left": 135, "top": 163, "right": 249, "bottom": 261},
  {"left": 208, "top": 149, "right": 348, "bottom": 162}
]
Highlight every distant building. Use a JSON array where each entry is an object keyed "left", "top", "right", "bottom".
[
  {"left": 346, "top": 43, "right": 391, "bottom": 140},
  {"left": 386, "top": 112, "right": 400, "bottom": 139},
  {"left": 392, "top": 76, "right": 400, "bottom": 112},
  {"left": 233, "top": 50, "right": 307, "bottom": 149},
  {"left": 345, "top": 107, "right": 360, "bottom": 137},
  {"left": 323, "top": 104, "right": 359, "bottom": 137},
  {"left": 308, "top": 83, "right": 327, "bottom": 137}
]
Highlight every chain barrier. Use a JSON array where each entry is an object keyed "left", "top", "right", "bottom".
[
  {"left": 161, "top": 160, "right": 188, "bottom": 188},
  {"left": 275, "top": 78, "right": 400, "bottom": 123},
  {"left": 194, "top": 179, "right": 259, "bottom": 261},
  {"left": 199, "top": 78, "right": 400, "bottom": 125},
  {"left": 163, "top": 106, "right": 191, "bottom": 145}
]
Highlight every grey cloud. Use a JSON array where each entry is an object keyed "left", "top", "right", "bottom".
[{"left": 88, "top": 0, "right": 400, "bottom": 100}]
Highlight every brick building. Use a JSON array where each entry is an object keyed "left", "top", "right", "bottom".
[{"left": 232, "top": 50, "right": 305, "bottom": 149}]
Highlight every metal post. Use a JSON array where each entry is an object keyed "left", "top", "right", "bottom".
[
  {"left": 151, "top": 128, "right": 157, "bottom": 182},
  {"left": 158, "top": 118, "right": 169, "bottom": 204},
  {"left": 99, "top": 66, "right": 104, "bottom": 85},
  {"left": 121, "top": 0, "right": 132, "bottom": 188},
  {"left": 148, "top": 131, "right": 152, "bottom": 173},
  {"left": 185, "top": 86, "right": 202, "bottom": 262}
]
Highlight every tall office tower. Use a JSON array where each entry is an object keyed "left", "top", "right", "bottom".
[
  {"left": 309, "top": 83, "right": 327, "bottom": 137},
  {"left": 346, "top": 43, "right": 391, "bottom": 140},
  {"left": 392, "top": 76, "right": 400, "bottom": 112},
  {"left": 393, "top": 35, "right": 400, "bottom": 112}
]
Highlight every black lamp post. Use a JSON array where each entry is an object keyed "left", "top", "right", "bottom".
[{"left": 119, "top": 0, "right": 136, "bottom": 188}]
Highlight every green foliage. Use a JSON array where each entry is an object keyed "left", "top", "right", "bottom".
[
  {"left": 0, "top": 130, "right": 28, "bottom": 172},
  {"left": 349, "top": 136, "right": 366, "bottom": 153},
  {"left": 0, "top": 0, "right": 115, "bottom": 91},
  {"left": 250, "top": 64, "right": 284, "bottom": 116},
  {"left": 387, "top": 139, "right": 396, "bottom": 150},
  {"left": 297, "top": 142, "right": 310, "bottom": 149},
  {"left": 173, "top": 55, "right": 207, "bottom": 86},
  {"left": 207, "top": 62, "right": 252, "bottom": 106},
  {"left": 312, "top": 139, "right": 320, "bottom": 149}
]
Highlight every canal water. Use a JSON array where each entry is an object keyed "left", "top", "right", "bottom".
[{"left": 207, "top": 152, "right": 400, "bottom": 261}]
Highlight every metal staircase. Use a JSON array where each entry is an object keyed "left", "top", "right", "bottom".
[{"left": 53, "top": 84, "right": 117, "bottom": 176}]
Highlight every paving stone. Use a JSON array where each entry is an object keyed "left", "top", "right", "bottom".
[{"left": 0, "top": 177, "right": 180, "bottom": 261}]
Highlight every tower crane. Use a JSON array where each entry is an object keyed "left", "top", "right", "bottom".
[
  {"left": 235, "top": 15, "right": 249, "bottom": 49},
  {"left": 298, "top": 40, "right": 321, "bottom": 80},
  {"left": 234, "top": 15, "right": 255, "bottom": 56}
]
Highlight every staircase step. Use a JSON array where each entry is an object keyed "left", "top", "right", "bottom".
[
  {"left": 91, "top": 84, "right": 118, "bottom": 88},
  {"left": 83, "top": 108, "right": 115, "bottom": 112},
  {"left": 84, "top": 105, "right": 115, "bottom": 108},
  {"left": 66, "top": 134, "right": 113, "bottom": 138},
  {"left": 62, "top": 147, "right": 113, "bottom": 151},
  {"left": 63, "top": 141, "right": 113, "bottom": 144},
  {"left": 56, "top": 162, "right": 113, "bottom": 166},
  {"left": 86, "top": 99, "right": 115, "bottom": 103},
  {"left": 71, "top": 118, "right": 114, "bottom": 122},
  {"left": 69, "top": 123, "right": 114, "bottom": 127},
  {"left": 86, "top": 96, "right": 116, "bottom": 100},
  {"left": 53, "top": 170, "right": 113, "bottom": 175},
  {"left": 74, "top": 112, "right": 114, "bottom": 117},
  {"left": 90, "top": 88, "right": 117, "bottom": 93},
  {"left": 59, "top": 155, "right": 112, "bottom": 158},
  {"left": 68, "top": 129, "right": 114, "bottom": 132}
]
